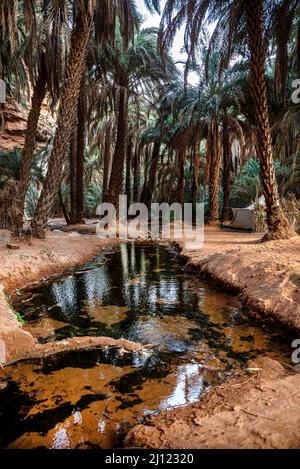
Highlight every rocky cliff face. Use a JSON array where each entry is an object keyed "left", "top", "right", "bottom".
[{"left": 0, "top": 98, "right": 55, "bottom": 152}]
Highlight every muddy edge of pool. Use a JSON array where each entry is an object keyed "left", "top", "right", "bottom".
[
  {"left": 1, "top": 230, "right": 300, "bottom": 364},
  {"left": 0, "top": 235, "right": 123, "bottom": 365},
  {"left": 1, "top": 232, "right": 300, "bottom": 449},
  {"left": 124, "top": 356, "right": 300, "bottom": 449}
]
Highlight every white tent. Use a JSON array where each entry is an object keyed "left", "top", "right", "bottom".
[{"left": 223, "top": 196, "right": 265, "bottom": 231}]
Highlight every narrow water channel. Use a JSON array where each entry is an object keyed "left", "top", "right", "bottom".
[{"left": 0, "top": 243, "right": 290, "bottom": 449}]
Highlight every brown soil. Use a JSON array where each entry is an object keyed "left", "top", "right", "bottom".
[
  {"left": 29, "top": 336, "right": 147, "bottom": 359},
  {"left": 174, "top": 227, "right": 300, "bottom": 333},
  {"left": 1, "top": 225, "right": 300, "bottom": 448},
  {"left": 125, "top": 228, "right": 300, "bottom": 449},
  {"left": 125, "top": 357, "right": 300, "bottom": 449},
  {"left": 0, "top": 230, "right": 121, "bottom": 292},
  {"left": 0, "top": 231, "right": 121, "bottom": 364}
]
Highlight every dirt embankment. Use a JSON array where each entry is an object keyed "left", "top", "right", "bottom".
[
  {"left": 0, "top": 227, "right": 300, "bottom": 447},
  {"left": 0, "top": 231, "right": 122, "bottom": 364},
  {"left": 125, "top": 357, "right": 300, "bottom": 449},
  {"left": 0, "top": 231, "right": 120, "bottom": 293},
  {"left": 125, "top": 228, "right": 300, "bottom": 449},
  {"left": 1, "top": 227, "right": 300, "bottom": 364},
  {"left": 174, "top": 228, "right": 300, "bottom": 334}
]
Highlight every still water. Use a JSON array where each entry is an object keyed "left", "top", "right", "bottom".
[{"left": 0, "top": 243, "right": 290, "bottom": 448}]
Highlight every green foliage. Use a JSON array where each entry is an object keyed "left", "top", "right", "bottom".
[
  {"left": 4, "top": 294, "right": 25, "bottom": 326},
  {"left": 231, "top": 159, "right": 261, "bottom": 208},
  {"left": 25, "top": 183, "right": 40, "bottom": 219},
  {"left": 15, "top": 311, "right": 26, "bottom": 326},
  {"left": 1, "top": 0, "right": 299, "bottom": 226},
  {"left": 85, "top": 185, "right": 102, "bottom": 217},
  {"left": 0, "top": 150, "right": 22, "bottom": 182}
]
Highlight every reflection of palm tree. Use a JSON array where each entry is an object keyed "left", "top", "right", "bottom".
[{"left": 52, "top": 277, "right": 77, "bottom": 320}]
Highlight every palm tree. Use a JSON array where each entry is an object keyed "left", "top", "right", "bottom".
[
  {"left": 31, "top": 0, "right": 161, "bottom": 236},
  {"left": 17, "top": 55, "right": 48, "bottom": 228},
  {"left": 17, "top": 0, "right": 71, "bottom": 226},
  {"left": 75, "top": 79, "right": 87, "bottom": 223},
  {"left": 160, "top": 0, "right": 298, "bottom": 239},
  {"left": 244, "top": 0, "right": 295, "bottom": 239},
  {"left": 0, "top": 0, "right": 37, "bottom": 231},
  {"left": 31, "top": 0, "right": 96, "bottom": 238},
  {"left": 164, "top": 59, "right": 246, "bottom": 223},
  {"left": 93, "top": 26, "right": 174, "bottom": 207}
]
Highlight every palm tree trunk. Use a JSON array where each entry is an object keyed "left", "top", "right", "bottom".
[
  {"left": 133, "top": 141, "right": 141, "bottom": 202},
  {"left": 69, "top": 126, "right": 77, "bottom": 224},
  {"left": 105, "top": 86, "right": 128, "bottom": 207},
  {"left": 31, "top": 12, "right": 93, "bottom": 238},
  {"left": 140, "top": 140, "right": 160, "bottom": 207},
  {"left": 126, "top": 137, "right": 133, "bottom": 206},
  {"left": 58, "top": 186, "right": 71, "bottom": 225},
  {"left": 207, "top": 118, "right": 221, "bottom": 224},
  {"left": 177, "top": 149, "right": 185, "bottom": 205},
  {"left": 102, "top": 123, "right": 112, "bottom": 202},
  {"left": 221, "top": 121, "right": 232, "bottom": 222},
  {"left": 75, "top": 83, "right": 86, "bottom": 224},
  {"left": 246, "top": 0, "right": 295, "bottom": 240},
  {"left": 18, "top": 56, "right": 47, "bottom": 229},
  {"left": 191, "top": 140, "right": 200, "bottom": 223}
]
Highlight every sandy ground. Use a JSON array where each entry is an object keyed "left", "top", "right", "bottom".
[
  {"left": 0, "top": 230, "right": 120, "bottom": 292},
  {"left": 125, "top": 357, "right": 300, "bottom": 449},
  {"left": 175, "top": 227, "right": 300, "bottom": 333},
  {"left": 1, "top": 225, "right": 300, "bottom": 448},
  {"left": 0, "top": 231, "right": 121, "bottom": 364}
]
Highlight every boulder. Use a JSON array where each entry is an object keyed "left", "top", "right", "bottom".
[{"left": 0, "top": 229, "right": 11, "bottom": 247}]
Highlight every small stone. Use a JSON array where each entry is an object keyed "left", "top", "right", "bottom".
[
  {"left": 233, "top": 405, "right": 241, "bottom": 412},
  {"left": 0, "top": 380, "right": 8, "bottom": 392},
  {"left": 7, "top": 243, "right": 20, "bottom": 250},
  {"left": 0, "top": 229, "right": 11, "bottom": 246}
]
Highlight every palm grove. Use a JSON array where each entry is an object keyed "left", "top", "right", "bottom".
[{"left": 0, "top": 0, "right": 299, "bottom": 240}]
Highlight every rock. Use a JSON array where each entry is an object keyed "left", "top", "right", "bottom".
[
  {"left": 29, "top": 336, "right": 148, "bottom": 360},
  {"left": 63, "top": 224, "right": 96, "bottom": 235},
  {"left": 0, "top": 380, "right": 8, "bottom": 392},
  {"left": 247, "top": 357, "right": 285, "bottom": 380},
  {"left": 0, "top": 338, "right": 5, "bottom": 364},
  {"left": 7, "top": 243, "right": 20, "bottom": 250},
  {"left": 0, "top": 229, "right": 11, "bottom": 247},
  {"left": 0, "top": 97, "right": 55, "bottom": 152},
  {"left": 24, "top": 317, "right": 67, "bottom": 340}
]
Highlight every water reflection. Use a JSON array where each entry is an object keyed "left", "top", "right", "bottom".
[
  {"left": 1, "top": 243, "right": 291, "bottom": 449},
  {"left": 52, "top": 426, "right": 70, "bottom": 449},
  {"left": 14, "top": 243, "right": 290, "bottom": 362},
  {"left": 51, "top": 277, "right": 77, "bottom": 319},
  {"left": 159, "top": 364, "right": 204, "bottom": 410}
]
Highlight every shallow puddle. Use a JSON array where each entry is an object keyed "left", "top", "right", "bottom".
[{"left": 0, "top": 243, "right": 290, "bottom": 448}]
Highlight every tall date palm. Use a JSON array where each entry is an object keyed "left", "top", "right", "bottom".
[{"left": 160, "top": 0, "right": 298, "bottom": 239}]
